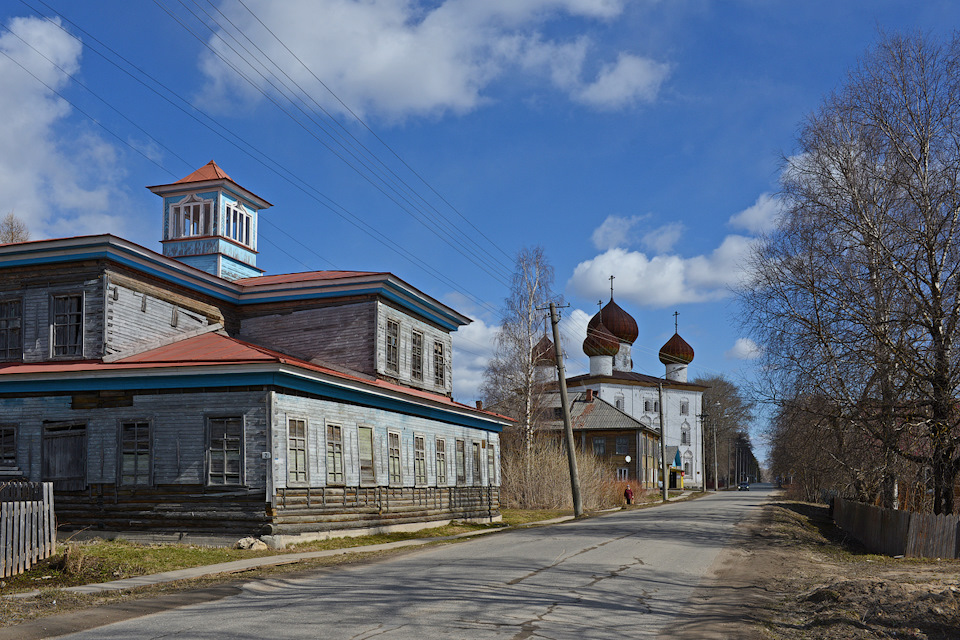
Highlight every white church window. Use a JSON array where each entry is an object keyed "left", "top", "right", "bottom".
[
  {"left": 681, "top": 426, "right": 691, "bottom": 446},
  {"left": 680, "top": 400, "right": 689, "bottom": 415},
  {"left": 224, "top": 203, "right": 252, "bottom": 247},
  {"left": 171, "top": 195, "right": 212, "bottom": 239}
]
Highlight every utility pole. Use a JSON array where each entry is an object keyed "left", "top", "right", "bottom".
[
  {"left": 548, "top": 302, "right": 583, "bottom": 517},
  {"left": 658, "top": 381, "right": 668, "bottom": 501}
]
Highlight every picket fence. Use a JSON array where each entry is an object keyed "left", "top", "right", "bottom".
[
  {"left": 833, "top": 497, "right": 960, "bottom": 559},
  {"left": 0, "top": 482, "right": 56, "bottom": 578}
]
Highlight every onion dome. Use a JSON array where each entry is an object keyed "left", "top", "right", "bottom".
[
  {"left": 587, "top": 299, "right": 639, "bottom": 345},
  {"left": 583, "top": 321, "right": 621, "bottom": 357},
  {"left": 532, "top": 334, "right": 556, "bottom": 366},
  {"left": 659, "top": 332, "right": 695, "bottom": 365}
]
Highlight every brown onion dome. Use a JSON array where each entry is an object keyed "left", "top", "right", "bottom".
[
  {"left": 587, "top": 299, "right": 639, "bottom": 345},
  {"left": 532, "top": 334, "right": 556, "bottom": 366},
  {"left": 583, "top": 321, "right": 621, "bottom": 357},
  {"left": 659, "top": 332, "right": 695, "bottom": 365}
]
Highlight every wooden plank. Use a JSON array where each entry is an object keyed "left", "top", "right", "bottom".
[{"left": 1, "top": 502, "right": 8, "bottom": 578}]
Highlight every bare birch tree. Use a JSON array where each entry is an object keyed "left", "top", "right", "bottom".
[
  {"left": 481, "top": 247, "right": 559, "bottom": 475},
  {"left": 0, "top": 212, "right": 29, "bottom": 243},
  {"left": 743, "top": 32, "right": 960, "bottom": 513}
]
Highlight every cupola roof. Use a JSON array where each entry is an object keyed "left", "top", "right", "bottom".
[
  {"left": 532, "top": 334, "right": 556, "bottom": 366},
  {"left": 659, "top": 332, "right": 695, "bottom": 365},
  {"left": 583, "top": 320, "right": 621, "bottom": 357},
  {"left": 588, "top": 298, "right": 638, "bottom": 345}
]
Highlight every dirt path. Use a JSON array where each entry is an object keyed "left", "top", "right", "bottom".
[{"left": 664, "top": 499, "right": 960, "bottom": 640}]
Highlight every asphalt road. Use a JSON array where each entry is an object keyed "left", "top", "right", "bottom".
[{"left": 57, "top": 486, "right": 773, "bottom": 640}]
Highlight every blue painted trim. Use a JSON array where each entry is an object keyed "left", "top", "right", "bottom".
[{"left": 0, "top": 370, "right": 503, "bottom": 432}]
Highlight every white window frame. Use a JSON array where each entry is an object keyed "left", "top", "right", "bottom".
[
  {"left": 223, "top": 202, "right": 253, "bottom": 247},
  {"left": 326, "top": 423, "right": 344, "bottom": 485},
  {"left": 414, "top": 434, "right": 427, "bottom": 486},
  {"left": 358, "top": 425, "right": 376, "bottom": 485},
  {"left": 388, "top": 431, "right": 402, "bottom": 485},
  {"left": 170, "top": 194, "right": 213, "bottom": 239},
  {"left": 435, "top": 438, "right": 447, "bottom": 485},
  {"left": 207, "top": 416, "right": 244, "bottom": 486},
  {"left": 287, "top": 417, "right": 309, "bottom": 486}
]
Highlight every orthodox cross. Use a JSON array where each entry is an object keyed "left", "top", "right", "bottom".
[
  {"left": 609, "top": 274, "right": 615, "bottom": 299},
  {"left": 673, "top": 310, "right": 679, "bottom": 333}
]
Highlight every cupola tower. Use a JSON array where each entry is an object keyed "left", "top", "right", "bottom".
[
  {"left": 659, "top": 313, "right": 695, "bottom": 382},
  {"left": 148, "top": 161, "right": 272, "bottom": 280}
]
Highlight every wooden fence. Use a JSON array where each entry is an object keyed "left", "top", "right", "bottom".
[
  {"left": 0, "top": 482, "right": 56, "bottom": 578},
  {"left": 833, "top": 498, "right": 960, "bottom": 559}
]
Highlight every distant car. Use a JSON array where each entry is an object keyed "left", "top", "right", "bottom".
[{"left": 738, "top": 482, "right": 750, "bottom": 491}]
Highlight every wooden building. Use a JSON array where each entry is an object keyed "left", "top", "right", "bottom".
[
  {"left": 541, "top": 390, "right": 661, "bottom": 488},
  {"left": 0, "top": 162, "right": 509, "bottom": 545}
]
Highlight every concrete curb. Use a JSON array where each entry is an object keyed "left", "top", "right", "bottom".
[{"left": 7, "top": 492, "right": 707, "bottom": 598}]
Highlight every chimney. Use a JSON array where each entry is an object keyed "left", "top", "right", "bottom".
[
  {"left": 475, "top": 400, "right": 483, "bottom": 410},
  {"left": 585, "top": 389, "right": 594, "bottom": 402}
]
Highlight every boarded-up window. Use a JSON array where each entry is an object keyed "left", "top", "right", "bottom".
[
  {"left": 42, "top": 424, "right": 86, "bottom": 491},
  {"left": 616, "top": 436, "right": 629, "bottom": 455},
  {"left": 326, "top": 424, "right": 344, "bottom": 484},
  {"left": 435, "top": 438, "right": 447, "bottom": 485},
  {"left": 487, "top": 444, "right": 495, "bottom": 486},
  {"left": 472, "top": 442, "right": 482, "bottom": 484},
  {"left": 120, "top": 421, "right": 151, "bottom": 486},
  {"left": 414, "top": 435, "right": 426, "bottom": 485},
  {"left": 208, "top": 417, "right": 243, "bottom": 486},
  {"left": 52, "top": 294, "right": 83, "bottom": 357},
  {"left": 388, "top": 431, "right": 401, "bottom": 484},
  {"left": 358, "top": 426, "right": 375, "bottom": 485},
  {"left": 0, "top": 425, "right": 16, "bottom": 467},
  {"left": 411, "top": 331, "right": 423, "bottom": 381},
  {"left": 0, "top": 299, "right": 22, "bottom": 360},
  {"left": 433, "top": 342, "right": 445, "bottom": 386},
  {"left": 455, "top": 439, "right": 465, "bottom": 484},
  {"left": 386, "top": 320, "right": 400, "bottom": 373},
  {"left": 288, "top": 418, "right": 308, "bottom": 484},
  {"left": 593, "top": 437, "right": 606, "bottom": 456}
]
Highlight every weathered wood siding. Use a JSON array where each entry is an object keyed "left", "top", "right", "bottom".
[
  {"left": 271, "top": 391, "right": 499, "bottom": 491},
  {"left": 104, "top": 272, "right": 217, "bottom": 356},
  {"left": 375, "top": 301, "right": 453, "bottom": 395},
  {"left": 239, "top": 301, "right": 377, "bottom": 374},
  {"left": 0, "top": 262, "right": 106, "bottom": 362}
]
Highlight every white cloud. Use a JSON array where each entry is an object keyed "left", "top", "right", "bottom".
[
  {"left": 558, "top": 307, "right": 591, "bottom": 376},
  {"left": 591, "top": 214, "right": 644, "bottom": 250},
  {"left": 0, "top": 16, "right": 134, "bottom": 241},
  {"left": 452, "top": 316, "right": 500, "bottom": 402},
  {"left": 575, "top": 53, "right": 670, "bottom": 109},
  {"left": 642, "top": 222, "right": 684, "bottom": 253},
  {"left": 197, "top": 0, "right": 668, "bottom": 120},
  {"left": 726, "top": 337, "right": 762, "bottom": 360},
  {"left": 567, "top": 236, "right": 757, "bottom": 308},
  {"left": 728, "top": 193, "right": 783, "bottom": 234}
]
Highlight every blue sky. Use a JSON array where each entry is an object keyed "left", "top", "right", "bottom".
[{"left": 2, "top": 1, "right": 959, "bottom": 456}]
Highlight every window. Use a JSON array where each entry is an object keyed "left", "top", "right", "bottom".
[
  {"left": 455, "top": 439, "right": 465, "bottom": 484},
  {"left": 224, "top": 203, "right": 252, "bottom": 247},
  {"left": 592, "top": 437, "right": 606, "bottom": 456},
  {"left": 616, "top": 436, "right": 629, "bottom": 455},
  {"left": 52, "top": 294, "right": 83, "bottom": 357},
  {"left": 0, "top": 299, "right": 22, "bottom": 360},
  {"left": 487, "top": 444, "right": 495, "bottom": 486},
  {"left": 358, "top": 426, "right": 375, "bottom": 485},
  {"left": 388, "top": 432, "right": 402, "bottom": 484},
  {"left": 644, "top": 399, "right": 652, "bottom": 412},
  {"left": 414, "top": 435, "right": 427, "bottom": 485},
  {"left": 0, "top": 425, "right": 16, "bottom": 467},
  {"left": 472, "top": 442, "right": 482, "bottom": 484},
  {"left": 617, "top": 467, "right": 629, "bottom": 481},
  {"left": 436, "top": 438, "right": 447, "bottom": 485},
  {"left": 684, "top": 461, "right": 691, "bottom": 477},
  {"left": 680, "top": 400, "right": 689, "bottom": 416},
  {"left": 615, "top": 397, "right": 624, "bottom": 411},
  {"left": 208, "top": 417, "right": 243, "bottom": 485},
  {"left": 171, "top": 196, "right": 212, "bottom": 238},
  {"left": 386, "top": 320, "right": 400, "bottom": 373},
  {"left": 120, "top": 421, "right": 150, "bottom": 486},
  {"left": 553, "top": 407, "right": 564, "bottom": 420},
  {"left": 411, "top": 331, "right": 423, "bottom": 381},
  {"left": 434, "top": 341, "right": 445, "bottom": 387},
  {"left": 681, "top": 427, "right": 691, "bottom": 446},
  {"left": 327, "top": 424, "right": 344, "bottom": 484},
  {"left": 288, "top": 418, "right": 308, "bottom": 484}
]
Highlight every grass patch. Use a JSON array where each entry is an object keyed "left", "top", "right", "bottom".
[{"left": 499, "top": 508, "right": 571, "bottom": 525}]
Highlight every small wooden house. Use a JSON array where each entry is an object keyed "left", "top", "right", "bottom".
[{"left": 0, "top": 162, "right": 509, "bottom": 545}]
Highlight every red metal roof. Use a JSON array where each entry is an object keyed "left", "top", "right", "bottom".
[
  {"left": 175, "top": 160, "right": 232, "bottom": 184},
  {"left": 234, "top": 270, "right": 388, "bottom": 287},
  {"left": 0, "top": 333, "right": 510, "bottom": 421}
]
